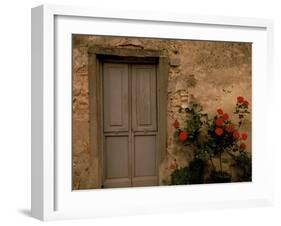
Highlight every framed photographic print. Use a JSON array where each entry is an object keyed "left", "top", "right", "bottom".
[{"left": 31, "top": 4, "right": 274, "bottom": 221}]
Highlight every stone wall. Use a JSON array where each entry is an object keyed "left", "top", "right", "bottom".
[{"left": 72, "top": 35, "right": 252, "bottom": 189}]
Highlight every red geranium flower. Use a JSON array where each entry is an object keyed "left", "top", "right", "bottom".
[
  {"left": 222, "top": 113, "right": 229, "bottom": 121},
  {"left": 240, "top": 143, "right": 246, "bottom": 150},
  {"left": 242, "top": 133, "right": 248, "bottom": 140},
  {"left": 215, "top": 117, "right": 224, "bottom": 127},
  {"left": 217, "top": 108, "right": 224, "bottom": 115},
  {"left": 237, "top": 96, "right": 244, "bottom": 103},
  {"left": 243, "top": 100, "right": 249, "bottom": 107},
  {"left": 179, "top": 131, "right": 188, "bottom": 141},
  {"left": 233, "top": 130, "right": 240, "bottom": 139},
  {"left": 173, "top": 119, "right": 180, "bottom": 128},
  {"left": 225, "top": 124, "right": 235, "bottom": 133},
  {"left": 215, "top": 127, "right": 224, "bottom": 136}
]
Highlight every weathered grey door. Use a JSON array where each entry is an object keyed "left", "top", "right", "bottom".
[{"left": 102, "top": 62, "right": 158, "bottom": 188}]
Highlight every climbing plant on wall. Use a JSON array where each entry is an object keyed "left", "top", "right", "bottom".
[{"left": 171, "top": 96, "right": 252, "bottom": 185}]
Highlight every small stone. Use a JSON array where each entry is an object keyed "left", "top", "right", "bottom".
[
  {"left": 179, "top": 90, "right": 188, "bottom": 96},
  {"left": 170, "top": 58, "right": 181, "bottom": 66},
  {"left": 175, "top": 80, "right": 186, "bottom": 91},
  {"left": 181, "top": 96, "right": 189, "bottom": 101}
]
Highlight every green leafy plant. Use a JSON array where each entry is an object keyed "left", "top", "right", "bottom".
[
  {"left": 188, "top": 158, "right": 206, "bottom": 184},
  {"left": 234, "top": 151, "right": 252, "bottom": 181},
  {"left": 171, "top": 96, "right": 251, "bottom": 184},
  {"left": 173, "top": 103, "right": 206, "bottom": 146},
  {"left": 171, "top": 166, "right": 190, "bottom": 185},
  {"left": 170, "top": 158, "right": 206, "bottom": 185}
]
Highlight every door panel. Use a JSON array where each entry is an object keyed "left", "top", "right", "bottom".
[
  {"left": 103, "top": 136, "right": 130, "bottom": 188},
  {"left": 103, "top": 63, "right": 129, "bottom": 132},
  {"left": 132, "top": 65, "right": 157, "bottom": 132},
  {"left": 102, "top": 62, "right": 158, "bottom": 188},
  {"left": 134, "top": 135, "right": 156, "bottom": 177}
]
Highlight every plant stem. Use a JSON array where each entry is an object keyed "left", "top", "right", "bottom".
[
  {"left": 209, "top": 156, "right": 215, "bottom": 171},
  {"left": 219, "top": 152, "right": 223, "bottom": 174}
]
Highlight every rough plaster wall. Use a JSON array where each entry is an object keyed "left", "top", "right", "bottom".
[{"left": 72, "top": 35, "right": 252, "bottom": 189}]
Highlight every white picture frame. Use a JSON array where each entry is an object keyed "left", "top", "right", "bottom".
[{"left": 31, "top": 4, "right": 274, "bottom": 221}]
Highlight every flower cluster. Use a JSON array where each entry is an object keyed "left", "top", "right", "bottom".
[
  {"left": 210, "top": 96, "right": 250, "bottom": 153},
  {"left": 173, "top": 120, "right": 189, "bottom": 141},
  {"left": 213, "top": 105, "right": 248, "bottom": 151},
  {"left": 173, "top": 103, "right": 204, "bottom": 144},
  {"left": 235, "top": 96, "right": 251, "bottom": 121},
  {"left": 173, "top": 97, "right": 250, "bottom": 152},
  {"left": 237, "top": 96, "right": 249, "bottom": 107}
]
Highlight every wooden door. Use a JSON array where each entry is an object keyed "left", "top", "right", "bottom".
[{"left": 102, "top": 62, "right": 158, "bottom": 188}]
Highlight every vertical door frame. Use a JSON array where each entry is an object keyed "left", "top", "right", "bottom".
[{"left": 88, "top": 46, "right": 169, "bottom": 188}]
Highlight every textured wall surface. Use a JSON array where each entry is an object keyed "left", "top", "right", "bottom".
[{"left": 72, "top": 35, "right": 252, "bottom": 189}]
